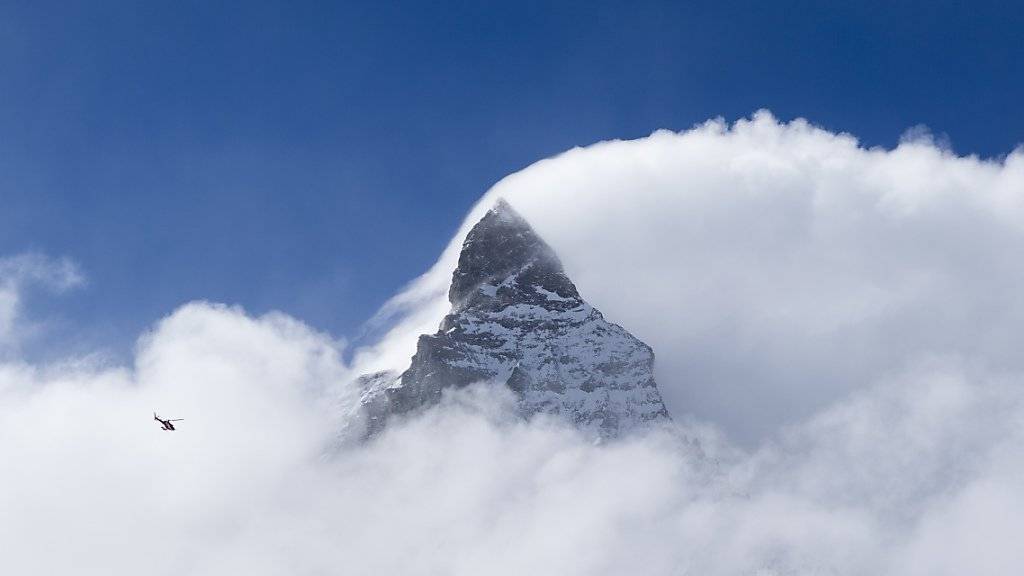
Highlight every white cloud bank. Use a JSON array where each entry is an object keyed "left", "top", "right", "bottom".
[
  {"left": 356, "top": 111, "right": 1024, "bottom": 442},
  {"left": 4, "top": 112, "right": 1024, "bottom": 575},
  {"left": 3, "top": 302, "right": 1024, "bottom": 575}
]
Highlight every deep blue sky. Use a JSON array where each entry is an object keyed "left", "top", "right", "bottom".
[{"left": 2, "top": 1, "right": 1021, "bottom": 358}]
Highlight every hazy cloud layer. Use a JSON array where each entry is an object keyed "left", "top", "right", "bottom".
[
  {"left": 3, "top": 302, "right": 1024, "bottom": 575},
  {"left": 5, "top": 112, "right": 1024, "bottom": 574}
]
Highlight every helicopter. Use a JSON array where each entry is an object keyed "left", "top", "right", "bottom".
[{"left": 154, "top": 412, "right": 184, "bottom": 431}]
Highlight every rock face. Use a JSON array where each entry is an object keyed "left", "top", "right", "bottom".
[{"left": 362, "top": 199, "right": 670, "bottom": 438}]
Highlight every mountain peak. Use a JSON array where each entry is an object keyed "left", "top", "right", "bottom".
[
  {"left": 448, "top": 199, "right": 574, "bottom": 306},
  {"left": 361, "top": 200, "right": 671, "bottom": 439},
  {"left": 489, "top": 198, "right": 521, "bottom": 222}
]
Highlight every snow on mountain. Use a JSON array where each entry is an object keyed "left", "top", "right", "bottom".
[{"left": 360, "top": 199, "right": 670, "bottom": 438}]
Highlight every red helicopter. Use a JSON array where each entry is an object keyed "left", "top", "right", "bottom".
[{"left": 154, "top": 412, "right": 184, "bottom": 431}]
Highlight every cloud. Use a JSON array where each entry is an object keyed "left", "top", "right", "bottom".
[
  {"left": 0, "top": 253, "right": 83, "bottom": 354},
  {"left": 356, "top": 110, "right": 1024, "bottom": 443},
  {"left": 3, "top": 301, "right": 1024, "bottom": 575},
  {"left": 899, "top": 124, "right": 954, "bottom": 152},
  {"left": 5, "top": 111, "right": 1024, "bottom": 574},
  {"left": 0, "top": 301, "right": 351, "bottom": 575}
]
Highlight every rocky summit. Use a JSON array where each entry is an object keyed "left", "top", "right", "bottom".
[{"left": 360, "top": 199, "right": 670, "bottom": 438}]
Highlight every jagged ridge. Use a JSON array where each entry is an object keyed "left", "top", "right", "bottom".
[{"left": 362, "top": 199, "right": 670, "bottom": 438}]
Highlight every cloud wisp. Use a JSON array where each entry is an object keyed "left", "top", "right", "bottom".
[{"left": 0, "top": 253, "right": 83, "bottom": 355}]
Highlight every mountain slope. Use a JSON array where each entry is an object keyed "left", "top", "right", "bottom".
[{"left": 362, "top": 199, "right": 670, "bottom": 438}]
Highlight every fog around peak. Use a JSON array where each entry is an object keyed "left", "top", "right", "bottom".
[{"left": 356, "top": 111, "right": 1024, "bottom": 442}]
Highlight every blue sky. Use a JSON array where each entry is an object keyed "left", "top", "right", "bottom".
[{"left": 1, "top": 0, "right": 1021, "bottom": 358}]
